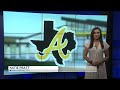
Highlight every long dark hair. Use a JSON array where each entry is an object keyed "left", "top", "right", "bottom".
[{"left": 89, "top": 27, "right": 104, "bottom": 49}]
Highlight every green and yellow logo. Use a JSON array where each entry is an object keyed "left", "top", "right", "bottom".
[{"left": 30, "top": 21, "right": 77, "bottom": 66}]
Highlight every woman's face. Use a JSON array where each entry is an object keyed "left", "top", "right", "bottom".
[{"left": 93, "top": 29, "right": 100, "bottom": 40}]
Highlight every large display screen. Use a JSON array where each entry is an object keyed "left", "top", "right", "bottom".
[{"left": 3, "top": 11, "right": 108, "bottom": 75}]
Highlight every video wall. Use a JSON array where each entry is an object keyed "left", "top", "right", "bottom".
[{"left": 3, "top": 11, "right": 107, "bottom": 75}]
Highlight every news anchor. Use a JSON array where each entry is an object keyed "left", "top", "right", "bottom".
[{"left": 84, "top": 27, "right": 110, "bottom": 79}]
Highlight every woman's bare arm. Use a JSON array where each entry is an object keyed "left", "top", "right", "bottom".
[
  {"left": 83, "top": 46, "right": 92, "bottom": 64},
  {"left": 102, "top": 49, "right": 109, "bottom": 63}
]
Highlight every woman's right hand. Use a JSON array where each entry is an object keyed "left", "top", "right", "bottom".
[
  {"left": 88, "top": 60, "right": 92, "bottom": 64},
  {"left": 91, "top": 61, "right": 102, "bottom": 66},
  {"left": 91, "top": 61, "right": 96, "bottom": 66}
]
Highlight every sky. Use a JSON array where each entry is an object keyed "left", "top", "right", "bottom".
[{"left": 3, "top": 11, "right": 107, "bottom": 37}]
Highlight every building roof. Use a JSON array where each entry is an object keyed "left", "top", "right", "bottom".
[{"left": 61, "top": 17, "right": 107, "bottom": 27}]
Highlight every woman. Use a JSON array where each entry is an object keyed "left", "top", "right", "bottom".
[{"left": 84, "top": 27, "right": 110, "bottom": 79}]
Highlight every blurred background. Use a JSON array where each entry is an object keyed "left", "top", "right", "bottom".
[{"left": 3, "top": 11, "right": 107, "bottom": 75}]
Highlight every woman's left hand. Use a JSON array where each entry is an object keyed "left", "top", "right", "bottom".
[{"left": 94, "top": 61, "right": 102, "bottom": 66}]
